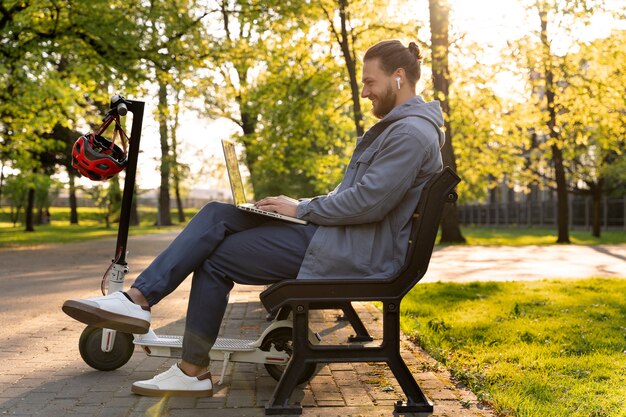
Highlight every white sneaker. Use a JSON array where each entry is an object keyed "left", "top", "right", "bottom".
[
  {"left": 131, "top": 364, "right": 213, "bottom": 397},
  {"left": 62, "top": 291, "right": 151, "bottom": 334}
]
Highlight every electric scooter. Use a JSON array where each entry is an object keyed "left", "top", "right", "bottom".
[{"left": 76, "top": 95, "right": 317, "bottom": 385}]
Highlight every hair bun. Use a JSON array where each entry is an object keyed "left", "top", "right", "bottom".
[{"left": 408, "top": 42, "right": 423, "bottom": 61}]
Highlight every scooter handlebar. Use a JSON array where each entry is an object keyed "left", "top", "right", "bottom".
[
  {"left": 110, "top": 94, "right": 129, "bottom": 116},
  {"left": 116, "top": 101, "right": 128, "bottom": 116}
]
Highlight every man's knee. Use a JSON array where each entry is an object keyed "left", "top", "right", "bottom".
[
  {"left": 196, "top": 201, "right": 237, "bottom": 219},
  {"left": 201, "top": 200, "right": 230, "bottom": 212}
]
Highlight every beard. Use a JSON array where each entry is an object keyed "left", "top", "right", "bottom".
[{"left": 371, "top": 82, "right": 396, "bottom": 119}]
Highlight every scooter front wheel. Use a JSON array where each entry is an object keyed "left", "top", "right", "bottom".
[
  {"left": 260, "top": 327, "right": 316, "bottom": 384},
  {"left": 79, "top": 326, "right": 135, "bottom": 371}
]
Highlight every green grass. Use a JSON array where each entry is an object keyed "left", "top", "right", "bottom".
[
  {"left": 441, "top": 226, "right": 626, "bottom": 246},
  {"left": 401, "top": 278, "right": 626, "bottom": 417},
  {"left": 0, "top": 206, "right": 199, "bottom": 248},
  {"left": 3, "top": 205, "right": 624, "bottom": 248}
]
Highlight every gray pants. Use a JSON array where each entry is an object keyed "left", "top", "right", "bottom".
[{"left": 132, "top": 202, "right": 317, "bottom": 366}]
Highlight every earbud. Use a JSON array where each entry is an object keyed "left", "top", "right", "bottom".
[{"left": 396, "top": 77, "right": 401, "bottom": 90}]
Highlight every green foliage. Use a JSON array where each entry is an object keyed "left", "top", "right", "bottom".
[
  {"left": 447, "top": 43, "right": 528, "bottom": 203},
  {"left": 499, "top": 2, "right": 624, "bottom": 195},
  {"left": 0, "top": 0, "right": 147, "bottom": 172},
  {"left": 199, "top": 0, "right": 417, "bottom": 198},
  {"left": 245, "top": 38, "right": 355, "bottom": 197},
  {"left": 1, "top": 0, "right": 623, "bottom": 235},
  {"left": 82, "top": 178, "right": 123, "bottom": 229},
  {"left": 401, "top": 278, "right": 626, "bottom": 417},
  {"left": 564, "top": 30, "right": 626, "bottom": 195},
  {"left": 2, "top": 174, "right": 29, "bottom": 226},
  {"left": 2, "top": 172, "right": 60, "bottom": 226}
]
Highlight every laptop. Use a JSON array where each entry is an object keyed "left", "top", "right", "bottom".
[{"left": 221, "top": 139, "right": 308, "bottom": 225}]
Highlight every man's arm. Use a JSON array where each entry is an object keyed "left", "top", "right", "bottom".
[{"left": 296, "top": 127, "right": 434, "bottom": 226}]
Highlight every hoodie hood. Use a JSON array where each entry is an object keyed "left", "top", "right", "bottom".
[{"left": 375, "top": 96, "right": 446, "bottom": 148}]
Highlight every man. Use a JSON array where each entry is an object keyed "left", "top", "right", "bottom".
[{"left": 63, "top": 39, "right": 444, "bottom": 397}]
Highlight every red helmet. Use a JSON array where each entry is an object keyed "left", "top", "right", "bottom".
[{"left": 71, "top": 133, "right": 127, "bottom": 181}]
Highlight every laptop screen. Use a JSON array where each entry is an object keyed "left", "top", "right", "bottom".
[{"left": 221, "top": 140, "right": 248, "bottom": 206}]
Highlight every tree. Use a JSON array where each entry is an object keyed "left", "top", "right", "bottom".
[
  {"left": 199, "top": 0, "right": 290, "bottom": 194},
  {"left": 537, "top": 2, "right": 569, "bottom": 243},
  {"left": 33, "top": 175, "right": 60, "bottom": 224},
  {"left": 3, "top": 174, "right": 28, "bottom": 227},
  {"left": 84, "top": 179, "right": 122, "bottom": 229},
  {"left": 429, "top": 0, "right": 465, "bottom": 243},
  {"left": 136, "top": 0, "right": 212, "bottom": 226},
  {"left": 245, "top": 39, "right": 355, "bottom": 197},
  {"left": 511, "top": 0, "right": 612, "bottom": 243},
  {"left": 200, "top": 0, "right": 415, "bottom": 198},
  {"left": 0, "top": 0, "right": 148, "bottom": 231},
  {"left": 447, "top": 55, "right": 525, "bottom": 206},
  {"left": 47, "top": 123, "right": 83, "bottom": 224},
  {"left": 167, "top": 85, "right": 193, "bottom": 223},
  {"left": 558, "top": 29, "right": 626, "bottom": 237}
]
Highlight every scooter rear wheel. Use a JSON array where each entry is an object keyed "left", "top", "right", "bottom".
[
  {"left": 260, "top": 327, "right": 316, "bottom": 384},
  {"left": 79, "top": 325, "right": 135, "bottom": 371}
]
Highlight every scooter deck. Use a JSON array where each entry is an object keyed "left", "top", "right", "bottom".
[
  {"left": 134, "top": 333, "right": 259, "bottom": 352},
  {"left": 133, "top": 331, "right": 291, "bottom": 385}
]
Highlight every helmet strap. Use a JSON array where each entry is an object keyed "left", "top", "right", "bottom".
[
  {"left": 113, "top": 116, "right": 129, "bottom": 155},
  {"left": 93, "top": 114, "right": 130, "bottom": 155},
  {"left": 95, "top": 114, "right": 115, "bottom": 136}
]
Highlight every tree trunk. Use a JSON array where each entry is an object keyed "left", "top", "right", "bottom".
[
  {"left": 429, "top": 0, "right": 465, "bottom": 243},
  {"left": 68, "top": 171, "right": 79, "bottom": 224},
  {"left": 157, "top": 79, "right": 172, "bottom": 226},
  {"left": 591, "top": 181, "right": 603, "bottom": 238},
  {"left": 539, "top": 7, "right": 569, "bottom": 243},
  {"left": 552, "top": 144, "right": 570, "bottom": 243},
  {"left": 25, "top": 187, "right": 35, "bottom": 232},
  {"left": 175, "top": 182, "right": 185, "bottom": 223},
  {"left": 338, "top": 0, "right": 364, "bottom": 137},
  {"left": 130, "top": 185, "right": 140, "bottom": 226},
  {"left": 238, "top": 101, "right": 258, "bottom": 181},
  {"left": 171, "top": 95, "right": 185, "bottom": 223},
  {"left": 0, "top": 159, "right": 5, "bottom": 207}
]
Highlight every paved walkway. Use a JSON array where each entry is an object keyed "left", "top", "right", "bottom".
[
  {"left": 0, "top": 232, "right": 624, "bottom": 417},
  {"left": 425, "top": 243, "right": 626, "bottom": 283}
]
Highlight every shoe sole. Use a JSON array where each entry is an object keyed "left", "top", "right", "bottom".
[
  {"left": 131, "top": 385, "right": 213, "bottom": 397},
  {"left": 62, "top": 300, "right": 150, "bottom": 334}
]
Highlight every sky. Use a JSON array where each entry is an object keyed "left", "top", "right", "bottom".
[{"left": 82, "top": 0, "right": 626, "bottom": 191}]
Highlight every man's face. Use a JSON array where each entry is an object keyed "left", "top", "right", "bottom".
[{"left": 361, "top": 58, "right": 397, "bottom": 119}]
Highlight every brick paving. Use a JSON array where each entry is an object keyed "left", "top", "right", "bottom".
[
  {"left": 0, "top": 290, "right": 494, "bottom": 416},
  {"left": 4, "top": 232, "right": 622, "bottom": 416},
  {"left": 0, "top": 232, "right": 494, "bottom": 416},
  {"left": 0, "top": 233, "right": 626, "bottom": 417}
]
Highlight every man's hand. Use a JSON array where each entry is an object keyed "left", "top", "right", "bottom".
[{"left": 255, "top": 195, "right": 299, "bottom": 218}]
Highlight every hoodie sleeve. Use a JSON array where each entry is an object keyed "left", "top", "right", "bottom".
[{"left": 296, "top": 124, "right": 433, "bottom": 226}]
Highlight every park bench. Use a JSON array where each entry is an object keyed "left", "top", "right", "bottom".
[{"left": 260, "top": 166, "right": 461, "bottom": 415}]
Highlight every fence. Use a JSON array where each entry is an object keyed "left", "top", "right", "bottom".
[{"left": 458, "top": 196, "right": 626, "bottom": 231}]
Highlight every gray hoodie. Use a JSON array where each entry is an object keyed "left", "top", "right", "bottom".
[{"left": 296, "top": 95, "right": 444, "bottom": 279}]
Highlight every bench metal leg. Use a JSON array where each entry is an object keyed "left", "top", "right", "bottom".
[
  {"left": 384, "top": 303, "right": 434, "bottom": 413},
  {"left": 264, "top": 303, "right": 434, "bottom": 415},
  {"left": 338, "top": 302, "right": 374, "bottom": 342},
  {"left": 265, "top": 310, "right": 309, "bottom": 415},
  {"left": 264, "top": 356, "right": 305, "bottom": 415},
  {"left": 388, "top": 354, "right": 434, "bottom": 412}
]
